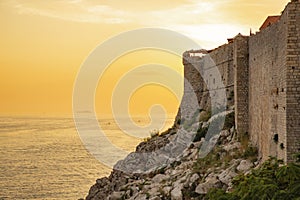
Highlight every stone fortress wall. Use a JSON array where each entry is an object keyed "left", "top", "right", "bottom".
[
  {"left": 285, "top": 0, "right": 300, "bottom": 162},
  {"left": 181, "top": 0, "right": 300, "bottom": 162},
  {"left": 182, "top": 42, "right": 235, "bottom": 112},
  {"left": 248, "top": 4, "right": 289, "bottom": 163}
]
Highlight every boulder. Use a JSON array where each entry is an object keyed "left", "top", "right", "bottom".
[
  {"left": 223, "top": 142, "right": 241, "bottom": 152},
  {"left": 220, "top": 130, "right": 230, "bottom": 138},
  {"left": 195, "top": 176, "right": 220, "bottom": 194},
  {"left": 191, "top": 122, "right": 201, "bottom": 131},
  {"left": 109, "top": 191, "right": 124, "bottom": 200},
  {"left": 134, "top": 194, "right": 148, "bottom": 200},
  {"left": 237, "top": 160, "right": 253, "bottom": 172},
  {"left": 170, "top": 185, "right": 182, "bottom": 200},
  {"left": 218, "top": 168, "right": 238, "bottom": 185},
  {"left": 193, "top": 140, "right": 203, "bottom": 149},
  {"left": 149, "top": 197, "right": 161, "bottom": 200},
  {"left": 152, "top": 174, "right": 167, "bottom": 184},
  {"left": 188, "top": 149, "right": 199, "bottom": 160},
  {"left": 195, "top": 182, "right": 210, "bottom": 194},
  {"left": 182, "top": 148, "right": 191, "bottom": 158},
  {"left": 162, "top": 186, "right": 172, "bottom": 195},
  {"left": 188, "top": 173, "right": 200, "bottom": 187},
  {"left": 202, "top": 122, "right": 208, "bottom": 128},
  {"left": 148, "top": 187, "right": 160, "bottom": 197}
]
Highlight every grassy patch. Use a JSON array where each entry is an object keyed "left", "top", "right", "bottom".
[{"left": 193, "top": 147, "right": 224, "bottom": 174}]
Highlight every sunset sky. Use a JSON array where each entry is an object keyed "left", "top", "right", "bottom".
[{"left": 0, "top": 0, "right": 289, "bottom": 117}]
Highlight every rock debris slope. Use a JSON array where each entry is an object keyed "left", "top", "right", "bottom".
[{"left": 86, "top": 108, "right": 259, "bottom": 200}]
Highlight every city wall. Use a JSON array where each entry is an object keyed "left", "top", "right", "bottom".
[{"left": 180, "top": 0, "right": 300, "bottom": 162}]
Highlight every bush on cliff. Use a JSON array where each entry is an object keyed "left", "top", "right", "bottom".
[
  {"left": 193, "top": 126, "right": 208, "bottom": 142},
  {"left": 207, "top": 157, "right": 300, "bottom": 200}
]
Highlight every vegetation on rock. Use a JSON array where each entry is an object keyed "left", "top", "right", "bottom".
[{"left": 207, "top": 157, "right": 300, "bottom": 200}]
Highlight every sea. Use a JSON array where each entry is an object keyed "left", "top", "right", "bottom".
[{"left": 0, "top": 115, "right": 174, "bottom": 199}]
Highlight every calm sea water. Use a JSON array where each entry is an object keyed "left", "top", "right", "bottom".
[{"left": 0, "top": 116, "right": 174, "bottom": 199}]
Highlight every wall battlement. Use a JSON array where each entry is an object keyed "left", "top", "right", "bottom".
[{"left": 181, "top": 0, "right": 300, "bottom": 163}]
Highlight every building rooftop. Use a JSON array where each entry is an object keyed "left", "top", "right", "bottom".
[{"left": 259, "top": 16, "right": 281, "bottom": 30}]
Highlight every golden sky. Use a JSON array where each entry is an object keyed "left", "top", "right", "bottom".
[{"left": 0, "top": 0, "right": 289, "bottom": 117}]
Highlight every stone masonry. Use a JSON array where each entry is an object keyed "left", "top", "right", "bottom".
[{"left": 180, "top": 0, "right": 300, "bottom": 163}]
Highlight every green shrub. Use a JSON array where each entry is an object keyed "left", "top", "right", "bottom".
[
  {"left": 207, "top": 156, "right": 300, "bottom": 200},
  {"left": 193, "top": 148, "right": 224, "bottom": 174},
  {"left": 200, "top": 110, "right": 211, "bottom": 122},
  {"left": 193, "top": 126, "right": 208, "bottom": 142},
  {"left": 294, "top": 152, "right": 300, "bottom": 163},
  {"left": 242, "top": 146, "right": 258, "bottom": 161}
]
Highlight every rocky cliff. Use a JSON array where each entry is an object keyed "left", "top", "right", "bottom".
[{"left": 85, "top": 106, "right": 260, "bottom": 199}]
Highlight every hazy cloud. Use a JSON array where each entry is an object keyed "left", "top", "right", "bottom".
[
  {"left": 4, "top": 0, "right": 287, "bottom": 48},
  {"left": 7, "top": 0, "right": 224, "bottom": 26},
  {"left": 8, "top": 0, "right": 132, "bottom": 24}
]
